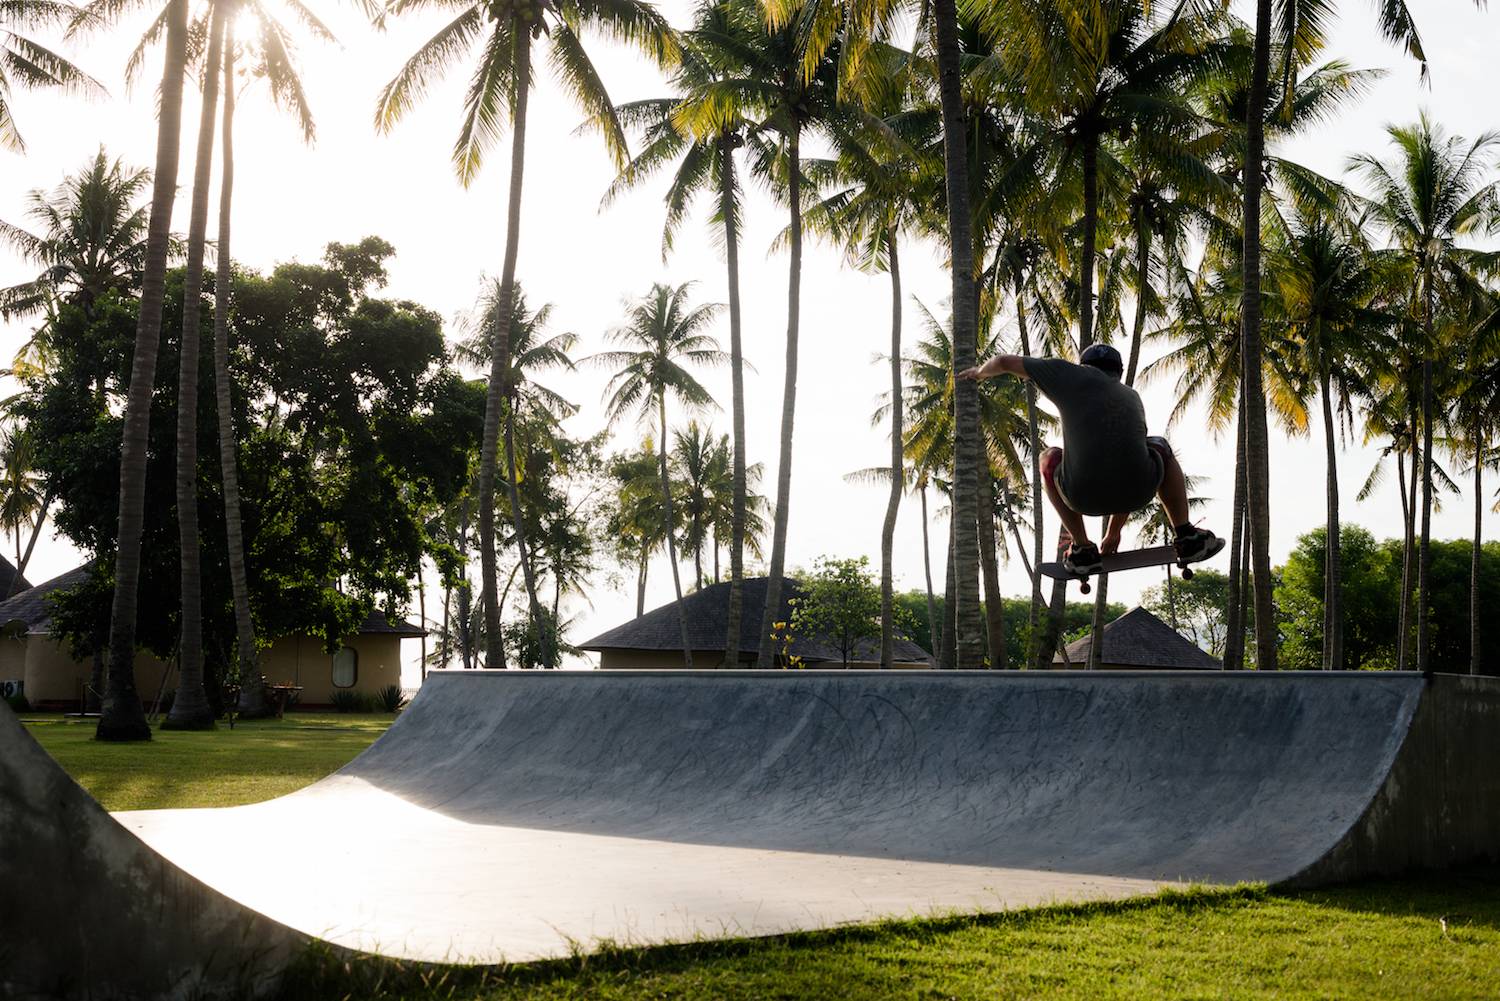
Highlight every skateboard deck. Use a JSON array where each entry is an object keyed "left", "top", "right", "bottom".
[{"left": 1040, "top": 537, "right": 1226, "bottom": 594}]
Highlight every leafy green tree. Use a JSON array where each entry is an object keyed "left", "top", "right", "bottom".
[
  {"left": 1142, "top": 569, "right": 1230, "bottom": 658},
  {"left": 376, "top": 0, "right": 676, "bottom": 671},
  {"left": 1276, "top": 526, "right": 1402, "bottom": 671},
  {"left": 22, "top": 238, "right": 482, "bottom": 705},
  {"left": 790, "top": 555, "right": 887, "bottom": 668},
  {"left": 606, "top": 442, "right": 673, "bottom": 616},
  {"left": 596, "top": 282, "right": 726, "bottom": 666}
]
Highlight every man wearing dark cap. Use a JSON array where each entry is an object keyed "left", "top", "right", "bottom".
[{"left": 958, "top": 343, "right": 1218, "bottom": 575}]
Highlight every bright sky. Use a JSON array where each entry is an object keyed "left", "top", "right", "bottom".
[{"left": 1, "top": 1, "right": 1495, "bottom": 677}]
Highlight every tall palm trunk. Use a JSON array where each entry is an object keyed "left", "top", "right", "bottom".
[
  {"left": 164, "top": 5, "right": 227, "bottom": 731},
  {"left": 477, "top": 27, "right": 531, "bottom": 671},
  {"left": 1079, "top": 137, "right": 1099, "bottom": 349},
  {"left": 1224, "top": 401, "right": 1247, "bottom": 669},
  {"left": 503, "top": 398, "right": 548, "bottom": 667},
  {"left": 1416, "top": 272, "right": 1435, "bottom": 674},
  {"left": 418, "top": 563, "right": 428, "bottom": 679},
  {"left": 719, "top": 132, "right": 747, "bottom": 667},
  {"left": 657, "top": 393, "right": 693, "bottom": 668},
  {"left": 8, "top": 489, "right": 53, "bottom": 599},
  {"left": 1017, "top": 296, "right": 1045, "bottom": 670},
  {"left": 692, "top": 509, "right": 703, "bottom": 590},
  {"left": 1241, "top": 0, "right": 1278, "bottom": 672},
  {"left": 938, "top": 514, "right": 957, "bottom": 669},
  {"left": 100, "top": 0, "right": 190, "bottom": 742},
  {"left": 1400, "top": 414, "right": 1418, "bottom": 669},
  {"left": 977, "top": 473, "right": 1006, "bottom": 669},
  {"left": 1319, "top": 364, "right": 1343, "bottom": 670},
  {"left": 756, "top": 123, "right": 803, "bottom": 667},
  {"left": 215, "top": 21, "right": 267, "bottom": 718},
  {"left": 1472, "top": 428, "right": 1483, "bottom": 676},
  {"left": 879, "top": 236, "right": 903, "bottom": 669},
  {"left": 919, "top": 480, "right": 937, "bottom": 655},
  {"left": 1125, "top": 225, "right": 1151, "bottom": 385},
  {"left": 636, "top": 542, "right": 648, "bottom": 617},
  {"left": 1394, "top": 443, "right": 1410, "bottom": 670},
  {"left": 931, "top": 0, "right": 983, "bottom": 670}
]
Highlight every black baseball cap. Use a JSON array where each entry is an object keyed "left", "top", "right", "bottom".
[{"left": 1079, "top": 343, "right": 1123, "bottom": 375}]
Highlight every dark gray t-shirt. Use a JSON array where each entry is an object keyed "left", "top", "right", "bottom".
[{"left": 1022, "top": 357, "right": 1160, "bottom": 516}]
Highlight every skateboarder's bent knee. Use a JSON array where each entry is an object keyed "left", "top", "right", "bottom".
[{"left": 959, "top": 343, "right": 1220, "bottom": 573}]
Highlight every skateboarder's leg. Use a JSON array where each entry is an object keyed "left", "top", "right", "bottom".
[
  {"left": 1148, "top": 438, "right": 1190, "bottom": 527},
  {"left": 1041, "top": 447, "right": 1091, "bottom": 545}
]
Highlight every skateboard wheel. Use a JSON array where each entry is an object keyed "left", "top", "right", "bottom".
[
  {"left": 1080, "top": 580, "right": 1092, "bottom": 595},
  {"left": 1181, "top": 566, "right": 1194, "bottom": 580}
]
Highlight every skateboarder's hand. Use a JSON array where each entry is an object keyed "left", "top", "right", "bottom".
[{"left": 1101, "top": 529, "right": 1122, "bottom": 555}]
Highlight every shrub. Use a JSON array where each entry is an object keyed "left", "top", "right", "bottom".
[
  {"left": 3, "top": 691, "right": 28, "bottom": 713},
  {"left": 375, "top": 684, "right": 408, "bottom": 713},
  {"left": 328, "top": 689, "right": 373, "bottom": 713}
]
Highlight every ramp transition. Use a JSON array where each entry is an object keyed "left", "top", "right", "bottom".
[{"left": 3, "top": 671, "right": 1497, "bottom": 999}]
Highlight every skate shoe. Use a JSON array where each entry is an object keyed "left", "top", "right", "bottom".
[
  {"left": 1064, "top": 541, "right": 1103, "bottom": 575},
  {"left": 1174, "top": 525, "right": 1220, "bottom": 563}
]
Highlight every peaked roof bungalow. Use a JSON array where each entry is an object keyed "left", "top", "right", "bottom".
[
  {"left": 0, "top": 564, "right": 425, "bottom": 711},
  {"left": 1052, "top": 607, "right": 1220, "bottom": 670},
  {"left": 580, "top": 576, "right": 933, "bottom": 670}
]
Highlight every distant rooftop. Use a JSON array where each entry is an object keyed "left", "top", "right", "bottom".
[
  {"left": 580, "top": 576, "right": 931, "bottom": 665},
  {"left": 0, "top": 563, "right": 423, "bottom": 638},
  {"left": 1054, "top": 607, "right": 1219, "bottom": 669}
]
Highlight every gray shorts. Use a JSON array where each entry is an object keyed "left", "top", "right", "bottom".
[{"left": 1049, "top": 437, "right": 1169, "bottom": 516}]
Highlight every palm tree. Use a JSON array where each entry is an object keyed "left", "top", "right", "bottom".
[
  {"left": 1235, "top": 0, "right": 1475, "bottom": 677},
  {"left": 1449, "top": 292, "right": 1500, "bottom": 677},
  {"left": 1264, "top": 203, "right": 1390, "bottom": 670},
  {"left": 0, "top": 150, "right": 153, "bottom": 323},
  {"left": 459, "top": 284, "right": 577, "bottom": 666},
  {"left": 608, "top": 443, "right": 673, "bottom": 616},
  {"left": 595, "top": 283, "right": 727, "bottom": 667},
  {"left": 803, "top": 52, "right": 933, "bottom": 668},
  {"left": 163, "top": 0, "right": 232, "bottom": 731},
  {"left": 0, "top": 426, "right": 45, "bottom": 593},
  {"left": 79, "top": 0, "right": 191, "bottom": 741},
  {"left": 672, "top": 0, "right": 842, "bottom": 668},
  {"left": 207, "top": 0, "right": 328, "bottom": 720},
  {"left": 1349, "top": 114, "right": 1500, "bottom": 675},
  {"left": 671, "top": 421, "right": 721, "bottom": 590},
  {"left": 0, "top": 0, "right": 100, "bottom": 153},
  {"left": 376, "top": 0, "right": 676, "bottom": 671},
  {"left": 605, "top": 1, "right": 758, "bottom": 668}
]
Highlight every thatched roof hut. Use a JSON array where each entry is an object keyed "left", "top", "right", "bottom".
[
  {"left": 1053, "top": 606, "right": 1220, "bottom": 670},
  {"left": 580, "top": 576, "right": 932, "bottom": 669}
]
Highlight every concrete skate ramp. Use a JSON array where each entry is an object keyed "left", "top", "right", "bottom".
[{"left": 4, "top": 671, "right": 1498, "bottom": 1000}]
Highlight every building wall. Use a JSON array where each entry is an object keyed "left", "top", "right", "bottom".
[
  {"left": 23, "top": 637, "right": 169, "bottom": 708},
  {"left": 16, "top": 632, "right": 406, "bottom": 710},
  {"left": 257, "top": 634, "right": 404, "bottom": 707}
]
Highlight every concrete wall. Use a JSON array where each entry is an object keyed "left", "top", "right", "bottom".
[
  {"left": 15, "top": 631, "right": 405, "bottom": 710},
  {"left": 595, "top": 649, "right": 931, "bottom": 670}
]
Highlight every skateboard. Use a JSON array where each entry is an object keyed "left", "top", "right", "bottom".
[{"left": 1039, "top": 537, "right": 1226, "bottom": 595}]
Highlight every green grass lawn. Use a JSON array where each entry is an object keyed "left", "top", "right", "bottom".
[
  {"left": 19, "top": 711, "right": 392, "bottom": 810},
  {"left": 20, "top": 710, "right": 1500, "bottom": 999}
]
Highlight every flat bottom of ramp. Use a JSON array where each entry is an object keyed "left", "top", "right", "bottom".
[{"left": 118, "top": 776, "right": 1183, "bottom": 964}]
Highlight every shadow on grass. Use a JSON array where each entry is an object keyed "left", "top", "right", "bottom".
[
  {"left": 273, "top": 864, "right": 1500, "bottom": 1000},
  {"left": 1281, "top": 863, "right": 1500, "bottom": 932},
  {"left": 273, "top": 883, "right": 1271, "bottom": 1001}
]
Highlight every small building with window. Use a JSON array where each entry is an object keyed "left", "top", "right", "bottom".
[{"left": 0, "top": 564, "right": 424, "bottom": 711}]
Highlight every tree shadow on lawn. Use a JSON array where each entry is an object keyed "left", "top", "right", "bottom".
[
  {"left": 1281, "top": 862, "right": 1500, "bottom": 933},
  {"left": 272, "top": 865, "right": 1500, "bottom": 1000}
]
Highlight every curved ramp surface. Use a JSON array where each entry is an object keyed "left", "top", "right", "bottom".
[{"left": 5, "top": 671, "right": 1498, "bottom": 997}]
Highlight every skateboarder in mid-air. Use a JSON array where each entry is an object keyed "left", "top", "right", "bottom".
[{"left": 958, "top": 343, "right": 1219, "bottom": 575}]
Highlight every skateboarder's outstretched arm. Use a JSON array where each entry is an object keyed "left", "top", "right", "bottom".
[{"left": 958, "top": 354, "right": 1027, "bottom": 382}]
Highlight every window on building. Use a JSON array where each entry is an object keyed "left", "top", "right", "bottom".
[{"left": 331, "top": 647, "right": 358, "bottom": 689}]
